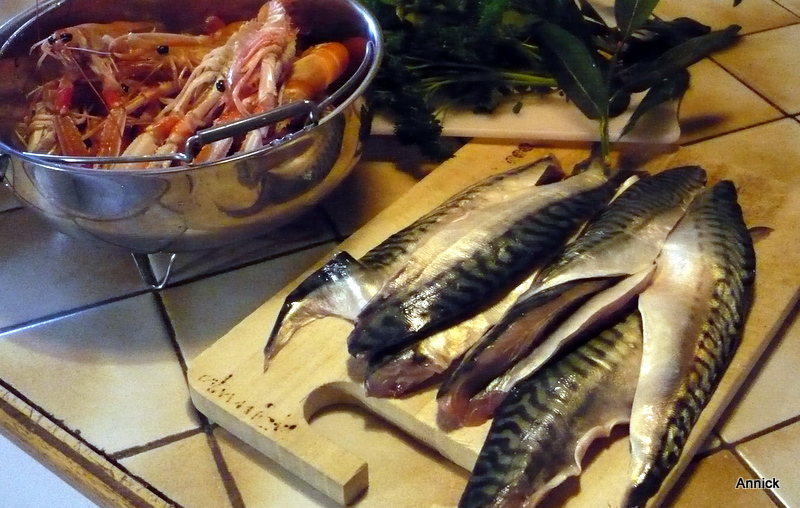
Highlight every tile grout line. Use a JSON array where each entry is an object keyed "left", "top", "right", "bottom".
[
  {"left": 766, "top": 0, "right": 800, "bottom": 25},
  {"left": 151, "top": 290, "right": 247, "bottom": 508},
  {"left": 157, "top": 238, "right": 339, "bottom": 291},
  {"left": 0, "top": 377, "right": 184, "bottom": 508},
  {"left": 729, "top": 413, "right": 800, "bottom": 449},
  {"left": 679, "top": 115, "right": 791, "bottom": 147},
  {"left": 204, "top": 426, "right": 247, "bottom": 508},
  {"left": 707, "top": 51, "right": 798, "bottom": 118},
  {"left": 726, "top": 443, "right": 789, "bottom": 508},
  {"left": 0, "top": 237, "right": 337, "bottom": 338},
  {"left": 0, "top": 289, "right": 152, "bottom": 336},
  {"left": 110, "top": 427, "right": 206, "bottom": 461}
]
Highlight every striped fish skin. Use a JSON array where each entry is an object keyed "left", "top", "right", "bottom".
[
  {"left": 347, "top": 160, "right": 625, "bottom": 362},
  {"left": 529, "top": 165, "right": 707, "bottom": 294},
  {"left": 437, "top": 278, "right": 615, "bottom": 428},
  {"left": 459, "top": 310, "right": 644, "bottom": 508},
  {"left": 359, "top": 157, "right": 565, "bottom": 270},
  {"left": 263, "top": 157, "right": 563, "bottom": 361},
  {"left": 467, "top": 266, "right": 655, "bottom": 426},
  {"left": 364, "top": 273, "right": 538, "bottom": 397},
  {"left": 625, "top": 181, "right": 756, "bottom": 508},
  {"left": 437, "top": 166, "right": 706, "bottom": 426}
]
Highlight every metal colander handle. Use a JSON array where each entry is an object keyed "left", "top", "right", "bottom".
[{"left": 19, "top": 40, "right": 378, "bottom": 167}]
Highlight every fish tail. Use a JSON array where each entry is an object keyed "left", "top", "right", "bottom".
[
  {"left": 460, "top": 311, "right": 643, "bottom": 508},
  {"left": 264, "top": 251, "right": 363, "bottom": 365}
]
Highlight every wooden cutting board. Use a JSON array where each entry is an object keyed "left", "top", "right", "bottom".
[{"left": 187, "top": 141, "right": 800, "bottom": 508}]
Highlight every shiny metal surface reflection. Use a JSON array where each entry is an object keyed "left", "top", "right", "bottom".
[{"left": 0, "top": 0, "right": 382, "bottom": 252}]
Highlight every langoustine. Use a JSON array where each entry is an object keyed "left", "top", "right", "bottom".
[
  {"left": 23, "top": 0, "right": 353, "bottom": 166},
  {"left": 119, "top": 0, "right": 297, "bottom": 168}
]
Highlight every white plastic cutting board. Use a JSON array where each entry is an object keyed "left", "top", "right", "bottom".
[{"left": 370, "top": 93, "right": 680, "bottom": 144}]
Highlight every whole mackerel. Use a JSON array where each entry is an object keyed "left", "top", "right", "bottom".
[
  {"left": 459, "top": 310, "right": 644, "bottom": 508},
  {"left": 438, "top": 166, "right": 707, "bottom": 427},
  {"left": 347, "top": 157, "right": 627, "bottom": 363},
  {"left": 624, "top": 181, "right": 756, "bottom": 507},
  {"left": 364, "top": 273, "right": 537, "bottom": 397},
  {"left": 263, "top": 156, "right": 564, "bottom": 365}
]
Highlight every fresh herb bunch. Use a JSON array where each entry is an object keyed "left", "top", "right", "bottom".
[{"left": 362, "top": 0, "right": 743, "bottom": 159}]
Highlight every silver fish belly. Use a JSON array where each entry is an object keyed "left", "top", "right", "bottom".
[
  {"left": 459, "top": 310, "right": 644, "bottom": 508},
  {"left": 263, "top": 156, "right": 564, "bottom": 363},
  {"left": 624, "top": 180, "right": 756, "bottom": 508},
  {"left": 438, "top": 166, "right": 706, "bottom": 427},
  {"left": 347, "top": 159, "right": 625, "bottom": 363},
  {"left": 363, "top": 272, "right": 537, "bottom": 397}
]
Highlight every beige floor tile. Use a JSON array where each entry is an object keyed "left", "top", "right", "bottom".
[
  {"left": 215, "top": 428, "right": 333, "bottom": 508},
  {"left": 678, "top": 59, "right": 782, "bottom": 143},
  {"left": 146, "top": 209, "right": 336, "bottom": 286},
  {"left": 737, "top": 420, "right": 800, "bottom": 507},
  {"left": 775, "top": 0, "right": 800, "bottom": 16},
  {"left": 665, "top": 450, "right": 777, "bottom": 507},
  {"left": 659, "top": 117, "right": 800, "bottom": 180},
  {"left": 0, "top": 209, "right": 147, "bottom": 330},
  {"left": 713, "top": 23, "right": 800, "bottom": 114},
  {"left": 165, "top": 243, "right": 334, "bottom": 366},
  {"left": 656, "top": 0, "right": 799, "bottom": 35},
  {"left": 718, "top": 306, "right": 800, "bottom": 444},
  {"left": 120, "top": 433, "right": 233, "bottom": 508},
  {"left": 0, "top": 294, "right": 200, "bottom": 454}
]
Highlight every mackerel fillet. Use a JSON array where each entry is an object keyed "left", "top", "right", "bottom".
[
  {"left": 625, "top": 181, "right": 756, "bottom": 507},
  {"left": 459, "top": 310, "right": 644, "bottom": 508},
  {"left": 439, "top": 167, "right": 706, "bottom": 426},
  {"left": 263, "top": 157, "right": 564, "bottom": 363},
  {"left": 347, "top": 159, "right": 625, "bottom": 362}
]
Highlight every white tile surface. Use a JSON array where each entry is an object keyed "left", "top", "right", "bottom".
[
  {"left": 164, "top": 242, "right": 335, "bottom": 365},
  {"left": 147, "top": 209, "right": 336, "bottom": 286},
  {"left": 0, "top": 209, "right": 147, "bottom": 330},
  {"left": 736, "top": 420, "right": 800, "bottom": 507},
  {"left": 0, "top": 432, "right": 99, "bottom": 508},
  {"left": 0, "top": 294, "right": 200, "bottom": 454},
  {"left": 718, "top": 308, "right": 800, "bottom": 443}
]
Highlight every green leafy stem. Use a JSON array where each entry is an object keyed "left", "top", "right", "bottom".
[{"left": 362, "top": 0, "right": 744, "bottom": 159}]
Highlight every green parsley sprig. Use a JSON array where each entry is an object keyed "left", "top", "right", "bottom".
[{"left": 362, "top": 0, "right": 743, "bottom": 159}]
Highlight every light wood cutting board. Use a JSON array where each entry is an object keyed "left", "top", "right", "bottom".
[{"left": 187, "top": 141, "right": 800, "bottom": 508}]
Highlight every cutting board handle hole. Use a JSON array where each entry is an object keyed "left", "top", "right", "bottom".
[{"left": 304, "top": 382, "right": 368, "bottom": 422}]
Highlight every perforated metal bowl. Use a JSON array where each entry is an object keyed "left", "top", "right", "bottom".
[{"left": 0, "top": 0, "right": 382, "bottom": 252}]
